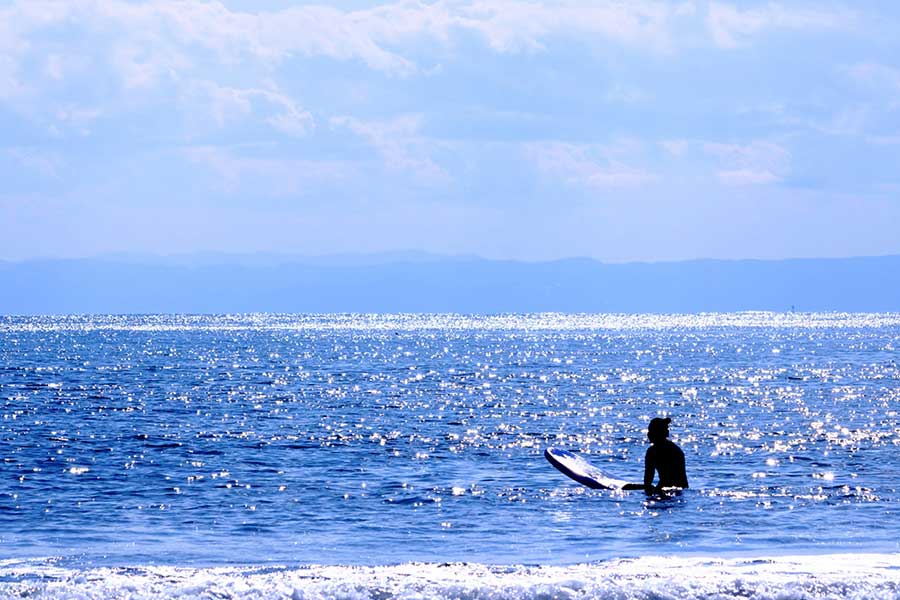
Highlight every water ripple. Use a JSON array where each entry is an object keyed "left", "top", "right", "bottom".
[{"left": 1, "top": 313, "right": 899, "bottom": 565}]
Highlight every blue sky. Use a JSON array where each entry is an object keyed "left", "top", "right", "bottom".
[{"left": 1, "top": 0, "right": 899, "bottom": 262}]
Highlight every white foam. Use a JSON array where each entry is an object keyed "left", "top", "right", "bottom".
[{"left": 2, "top": 554, "right": 899, "bottom": 600}]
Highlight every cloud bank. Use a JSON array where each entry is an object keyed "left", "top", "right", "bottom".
[{"left": 1, "top": 1, "right": 897, "bottom": 262}]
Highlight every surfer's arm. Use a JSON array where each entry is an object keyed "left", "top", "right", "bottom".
[
  {"left": 643, "top": 447, "right": 657, "bottom": 493},
  {"left": 678, "top": 452, "right": 689, "bottom": 488}
]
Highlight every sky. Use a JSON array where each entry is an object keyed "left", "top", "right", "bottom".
[{"left": 1, "top": 0, "right": 899, "bottom": 263}]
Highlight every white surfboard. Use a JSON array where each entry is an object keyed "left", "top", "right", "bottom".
[{"left": 544, "top": 447, "right": 640, "bottom": 490}]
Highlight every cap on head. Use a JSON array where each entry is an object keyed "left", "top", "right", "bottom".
[{"left": 648, "top": 417, "right": 671, "bottom": 438}]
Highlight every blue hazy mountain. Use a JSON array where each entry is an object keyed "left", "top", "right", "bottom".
[{"left": 1, "top": 254, "right": 898, "bottom": 315}]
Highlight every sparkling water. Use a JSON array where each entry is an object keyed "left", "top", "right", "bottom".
[{"left": 1, "top": 313, "right": 899, "bottom": 598}]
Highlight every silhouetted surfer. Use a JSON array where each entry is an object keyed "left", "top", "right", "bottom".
[{"left": 643, "top": 417, "right": 688, "bottom": 494}]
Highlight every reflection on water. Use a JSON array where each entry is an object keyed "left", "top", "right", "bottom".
[{"left": 1, "top": 313, "right": 899, "bottom": 566}]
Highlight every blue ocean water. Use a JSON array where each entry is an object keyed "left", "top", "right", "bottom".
[{"left": 1, "top": 313, "right": 899, "bottom": 598}]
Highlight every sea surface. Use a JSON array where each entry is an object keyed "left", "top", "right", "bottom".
[{"left": 1, "top": 312, "right": 899, "bottom": 599}]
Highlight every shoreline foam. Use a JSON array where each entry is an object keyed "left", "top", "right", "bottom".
[{"left": 3, "top": 554, "right": 899, "bottom": 599}]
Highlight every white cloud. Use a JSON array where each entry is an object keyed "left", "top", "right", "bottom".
[
  {"left": 868, "top": 135, "right": 900, "bottom": 146},
  {"left": 0, "top": 5, "right": 29, "bottom": 101},
  {"left": 660, "top": 139, "right": 689, "bottom": 157},
  {"left": 52, "top": 106, "right": 102, "bottom": 136},
  {"left": 736, "top": 98, "right": 877, "bottom": 139},
  {"left": 2, "top": 147, "right": 63, "bottom": 179},
  {"left": 2, "top": 0, "right": 851, "bottom": 139},
  {"left": 0, "top": 56, "right": 26, "bottom": 100},
  {"left": 0, "top": 0, "right": 707, "bottom": 95},
  {"left": 605, "top": 83, "right": 651, "bottom": 105},
  {"left": 455, "top": 0, "right": 691, "bottom": 53},
  {"left": 817, "top": 106, "right": 872, "bottom": 137},
  {"left": 716, "top": 168, "right": 780, "bottom": 186},
  {"left": 849, "top": 62, "right": 900, "bottom": 89},
  {"left": 189, "top": 81, "right": 314, "bottom": 137},
  {"left": 331, "top": 114, "right": 450, "bottom": 184},
  {"left": 655, "top": 137, "right": 792, "bottom": 186},
  {"left": 703, "top": 140, "right": 790, "bottom": 185},
  {"left": 0, "top": 2, "right": 327, "bottom": 139},
  {"left": 707, "top": 2, "right": 848, "bottom": 48},
  {"left": 525, "top": 141, "right": 657, "bottom": 188},
  {"left": 183, "top": 146, "right": 348, "bottom": 197},
  {"left": 0, "top": 1, "right": 860, "bottom": 105},
  {"left": 848, "top": 62, "right": 900, "bottom": 109},
  {"left": 0, "top": 0, "right": 424, "bottom": 90}
]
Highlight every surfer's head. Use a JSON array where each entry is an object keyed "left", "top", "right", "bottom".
[{"left": 647, "top": 417, "right": 671, "bottom": 444}]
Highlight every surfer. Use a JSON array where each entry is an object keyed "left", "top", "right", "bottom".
[{"left": 643, "top": 417, "right": 688, "bottom": 494}]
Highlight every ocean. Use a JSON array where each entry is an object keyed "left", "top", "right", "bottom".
[{"left": 1, "top": 313, "right": 899, "bottom": 598}]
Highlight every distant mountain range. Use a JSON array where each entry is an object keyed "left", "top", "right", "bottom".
[{"left": 1, "top": 254, "right": 898, "bottom": 315}]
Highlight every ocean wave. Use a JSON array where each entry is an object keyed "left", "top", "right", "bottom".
[{"left": 2, "top": 554, "right": 899, "bottom": 600}]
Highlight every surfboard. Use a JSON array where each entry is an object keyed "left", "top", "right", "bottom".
[{"left": 544, "top": 447, "right": 641, "bottom": 490}]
